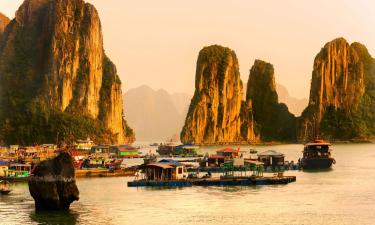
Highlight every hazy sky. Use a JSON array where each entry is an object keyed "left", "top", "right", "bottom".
[{"left": 1, "top": 0, "right": 374, "bottom": 98}]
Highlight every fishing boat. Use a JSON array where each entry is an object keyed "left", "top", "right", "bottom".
[
  {"left": 143, "top": 153, "right": 158, "bottom": 164},
  {"left": 300, "top": 139, "right": 335, "bottom": 169},
  {"left": 0, "top": 180, "right": 11, "bottom": 195},
  {"left": 156, "top": 143, "right": 179, "bottom": 156}
]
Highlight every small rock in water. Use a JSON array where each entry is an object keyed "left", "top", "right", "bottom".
[{"left": 28, "top": 152, "right": 79, "bottom": 211}]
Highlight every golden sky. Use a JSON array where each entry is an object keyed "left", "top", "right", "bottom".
[{"left": 1, "top": 0, "right": 374, "bottom": 98}]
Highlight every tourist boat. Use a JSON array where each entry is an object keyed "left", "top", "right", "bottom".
[
  {"left": 300, "top": 139, "right": 335, "bottom": 169},
  {"left": 156, "top": 143, "right": 200, "bottom": 157},
  {"left": 0, "top": 163, "right": 32, "bottom": 182},
  {"left": 109, "top": 145, "right": 142, "bottom": 158},
  {"left": 82, "top": 156, "right": 123, "bottom": 170},
  {"left": 0, "top": 180, "right": 11, "bottom": 195}
]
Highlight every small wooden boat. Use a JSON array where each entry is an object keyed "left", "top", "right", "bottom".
[{"left": 0, "top": 180, "right": 11, "bottom": 195}]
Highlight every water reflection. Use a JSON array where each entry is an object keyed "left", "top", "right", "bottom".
[{"left": 30, "top": 210, "right": 79, "bottom": 225}]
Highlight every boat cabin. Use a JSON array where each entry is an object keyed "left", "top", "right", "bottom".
[
  {"left": 110, "top": 145, "right": 140, "bottom": 158},
  {"left": 216, "top": 148, "right": 240, "bottom": 158},
  {"left": 90, "top": 145, "right": 110, "bottom": 154},
  {"left": 0, "top": 161, "right": 8, "bottom": 177},
  {"left": 140, "top": 159, "right": 187, "bottom": 181},
  {"left": 3, "top": 164, "right": 32, "bottom": 178},
  {"left": 75, "top": 138, "right": 95, "bottom": 152},
  {"left": 303, "top": 141, "right": 331, "bottom": 158},
  {"left": 258, "top": 150, "right": 285, "bottom": 166}
]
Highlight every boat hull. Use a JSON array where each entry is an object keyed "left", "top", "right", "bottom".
[
  {"left": 301, "top": 158, "right": 334, "bottom": 169},
  {"left": 0, "top": 190, "right": 11, "bottom": 195}
]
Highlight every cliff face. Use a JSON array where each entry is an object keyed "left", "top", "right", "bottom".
[
  {"left": 300, "top": 38, "right": 375, "bottom": 141},
  {"left": 246, "top": 60, "right": 296, "bottom": 142},
  {"left": 180, "top": 45, "right": 246, "bottom": 144},
  {"left": 0, "top": 0, "right": 134, "bottom": 144}
]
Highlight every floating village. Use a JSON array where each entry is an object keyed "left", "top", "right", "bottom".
[{"left": 0, "top": 137, "right": 336, "bottom": 195}]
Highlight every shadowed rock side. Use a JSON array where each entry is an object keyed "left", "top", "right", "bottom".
[
  {"left": 0, "top": 0, "right": 134, "bottom": 144},
  {"left": 181, "top": 45, "right": 249, "bottom": 144},
  {"left": 299, "top": 38, "right": 375, "bottom": 141},
  {"left": 28, "top": 152, "right": 79, "bottom": 210},
  {"left": 246, "top": 60, "right": 297, "bottom": 142}
]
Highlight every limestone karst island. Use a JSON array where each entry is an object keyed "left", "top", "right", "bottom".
[{"left": 0, "top": 0, "right": 374, "bottom": 224}]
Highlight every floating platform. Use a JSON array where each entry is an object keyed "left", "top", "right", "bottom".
[
  {"left": 127, "top": 176, "right": 296, "bottom": 187},
  {"left": 187, "top": 165, "right": 300, "bottom": 173}
]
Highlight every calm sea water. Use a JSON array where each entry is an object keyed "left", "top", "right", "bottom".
[{"left": 1, "top": 144, "right": 375, "bottom": 225}]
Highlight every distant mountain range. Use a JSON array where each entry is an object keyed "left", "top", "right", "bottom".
[
  {"left": 124, "top": 84, "right": 307, "bottom": 141},
  {"left": 123, "top": 85, "right": 191, "bottom": 141},
  {"left": 276, "top": 84, "right": 308, "bottom": 116}
]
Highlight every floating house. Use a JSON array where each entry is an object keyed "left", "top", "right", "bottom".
[
  {"left": 200, "top": 147, "right": 240, "bottom": 167},
  {"left": 139, "top": 159, "right": 187, "bottom": 181},
  {"left": 216, "top": 148, "right": 240, "bottom": 158},
  {"left": 257, "top": 150, "right": 285, "bottom": 166}
]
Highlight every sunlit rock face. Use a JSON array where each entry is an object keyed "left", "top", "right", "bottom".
[
  {"left": 300, "top": 37, "right": 375, "bottom": 141},
  {"left": 181, "top": 45, "right": 245, "bottom": 144},
  {"left": 0, "top": 0, "right": 134, "bottom": 144},
  {"left": 0, "top": 12, "right": 10, "bottom": 39}
]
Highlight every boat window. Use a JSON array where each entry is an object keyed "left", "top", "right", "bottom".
[{"left": 178, "top": 167, "right": 183, "bottom": 174}]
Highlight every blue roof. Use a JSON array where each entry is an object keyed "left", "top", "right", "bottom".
[{"left": 158, "top": 159, "right": 183, "bottom": 166}]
